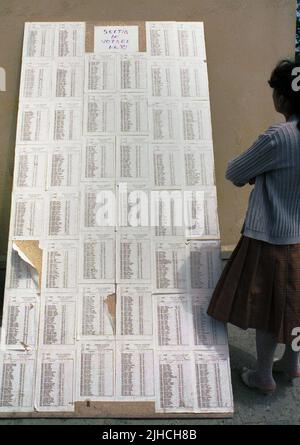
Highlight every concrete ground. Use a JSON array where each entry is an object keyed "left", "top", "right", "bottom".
[{"left": 0, "top": 265, "right": 299, "bottom": 426}]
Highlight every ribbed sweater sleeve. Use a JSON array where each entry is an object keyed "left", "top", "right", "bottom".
[{"left": 225, "top": 132, "right": 277, "bottom": 187}]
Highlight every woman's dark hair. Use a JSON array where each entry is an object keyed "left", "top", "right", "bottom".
[{"left": 268, "top": 59, "right": 300, "bottom": 130}]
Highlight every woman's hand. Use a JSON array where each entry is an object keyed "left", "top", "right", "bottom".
[{"left": 249, "top": 177, "right": 256, "bottom": 185}]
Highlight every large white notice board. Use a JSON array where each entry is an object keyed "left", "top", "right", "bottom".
[{"left": 0, "top": 21, "right": 234, "bottom": 418}]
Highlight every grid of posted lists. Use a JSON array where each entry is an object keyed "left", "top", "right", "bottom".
[{"left": 0, "top": 22, "right": 233, "bottom": 415}]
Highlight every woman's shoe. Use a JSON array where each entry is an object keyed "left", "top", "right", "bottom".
[
  {"left": 240, "top": 367, "right": 276, "bottom": 395},
  {"left": 273, "top": 358, "right": 300, "bottom": 382}
]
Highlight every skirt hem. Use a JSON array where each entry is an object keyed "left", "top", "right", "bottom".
[{"left": 207, "top": 311, "right": 287, "bottom": 344}]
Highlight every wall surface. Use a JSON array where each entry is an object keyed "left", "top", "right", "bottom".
[{"left": 0, "top": 0, "right": 296, "bottom": 258}]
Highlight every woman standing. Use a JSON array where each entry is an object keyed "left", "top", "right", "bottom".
[{"left": 207, "top": 59, "right": 300, "bottom": 395}]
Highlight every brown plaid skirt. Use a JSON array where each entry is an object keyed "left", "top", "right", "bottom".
[{"left": 207, "top": 235, "right": 300, "bottom": 344}]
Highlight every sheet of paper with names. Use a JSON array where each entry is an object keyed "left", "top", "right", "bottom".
[{"left": 0, "top": 21, "right": 233, "bottom": 415}]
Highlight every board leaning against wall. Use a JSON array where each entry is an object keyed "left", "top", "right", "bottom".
[{"left": 0, "top": 21, "right": 234, "bottom": 418}]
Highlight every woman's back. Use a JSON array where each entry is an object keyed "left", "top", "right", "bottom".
[{"left": 226, "top": 114, "right": 300, "bottom": 244}]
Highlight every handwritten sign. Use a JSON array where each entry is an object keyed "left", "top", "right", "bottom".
[{"left": 94, "top": 26, "right": 139, "bottom": 52}]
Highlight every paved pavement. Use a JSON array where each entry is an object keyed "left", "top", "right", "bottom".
[{"left": 0, "top": 267, "right": 299, "bottom": 425}]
